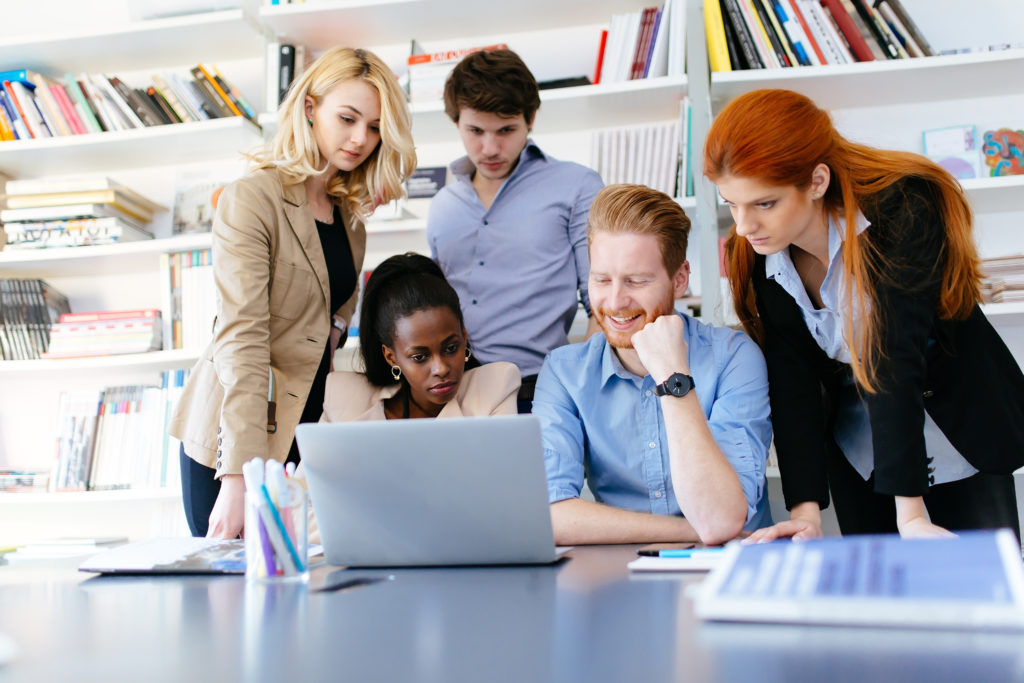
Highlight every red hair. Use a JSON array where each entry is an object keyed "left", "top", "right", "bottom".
[{"left": 704, "top": 89, "right": 980, "bottom": 392}]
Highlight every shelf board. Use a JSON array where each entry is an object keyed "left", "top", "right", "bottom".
[
  {"left": 260, "top": 0, "right": 638, "bottom": 50},
  {"left": 983, "top": 302, "right": 1024, "bottom": 326},
  {"left": 0, "top": 117, "right": 263, "bottom": 177},
  {"left": 961, "top": 175, "right": 1024, "bottom": 214},
  {"left": 411, "top": 75, "right": 688, "bottom": 143},
  {"left": 711, "top": 49, "right": 1024, "bottom": 111},
  {"left": 0, "top": 10, "right": 263, "bottom": 74},
  {"left": 0, "top": 349, "right": 200, "bottom": 376},
  {"left": 0, "top": 233, "right": 213, "bottom": 274},
  {"left": 0, "top": 488, "right": 181, "bottom": 504}
]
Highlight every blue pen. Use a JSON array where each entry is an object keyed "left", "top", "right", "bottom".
[
  {"left": 637, "top": 548, "right": 726, "bottom": 558},
  {"left": 260, "top": 483, "right": 306, "bottom": 573}
]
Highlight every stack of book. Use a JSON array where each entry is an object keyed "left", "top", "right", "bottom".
[
  {"left": 52, "top": 370, "right": 188, "bottom": 492},
  {"left": 407, "top": 44, "right": 508, "bottom": 105},
  {"left": 0, "top": 278, "right": 71, "bottom": 360},
  {"left": 0, "top": 467, "right": 49, "bottom": 493},
  {"left": 160, "top": 248, "right": 216, "bottom": 350},
  {"left": 595, "top": 0, "right": 688, "bottom": 84},
  {"left": 1, "top": 176, "right": 163, "bottom": 249},
  {"left": 981, "top": 254, "right": 1024, "bottom": 304},
  {"left": 0, "top": 64, "right": 257, "bottom": 141},
  {"left": 43, "top": 309, "right": 163, "bottom": 358},
  {"left": 704, "top": 0, "right": 933, "bottom": 72}
]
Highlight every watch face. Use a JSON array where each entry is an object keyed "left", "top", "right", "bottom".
[{"left": 664, "top": 373, "right": 692, "bottom": 397}]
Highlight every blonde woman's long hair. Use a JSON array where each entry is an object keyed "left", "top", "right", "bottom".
[{"left": 250, "top": 46, "right": 416, "bottom": 219}]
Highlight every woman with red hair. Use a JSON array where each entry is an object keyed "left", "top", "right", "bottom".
[{"left": 706, "top": 88, "right": 1024, "bottom": 541}]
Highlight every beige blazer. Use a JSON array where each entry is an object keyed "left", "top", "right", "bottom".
[
  {"left": 321, "top": 362, "right": 521, "bottom": 422},
  {"left": 168, "top": 167, "right": 366, "bottom": 476}
]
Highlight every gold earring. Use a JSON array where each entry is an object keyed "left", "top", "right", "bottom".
[{"left": 391, "top": 365, "right": 402, "bottom": 381}]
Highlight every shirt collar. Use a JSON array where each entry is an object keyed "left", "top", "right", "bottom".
[
  {"left": 449, "top": 139, "right": 545, "bottom": 184},
  {"left": 764, "top": 209, "right": 870, "bottom": 280}
]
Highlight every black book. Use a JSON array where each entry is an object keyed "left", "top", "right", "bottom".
[
  {"left": 720, "top": 0, "right": 748, "bottom": 69},
  {"left": 875, "top": 0, "right": 933, "bottom": 56},
  {"left": 189, "top": 67, "right": 234, "bottom": 118},
  {"left": 278, "top": 44, "right": 296, "bottom": 105},
  {"left": 187, "top": 79, "right": 223, "bottom": 119},
  {"left": 104, "top": 76, "right": 156, "bottom": 127},
  {"left": 721, "top": 0, "right": 764, "bottom": 69},
  {"left": 768, "top": 0, "right": 811, "bottom": 65},
  {"left": 538, "top": 76, "right": 592, "bottom": 90},
  {"left": 751, "top": 0, "right": 792, "bottom": 66},
  {"left": 146, "top": 86, "right": 181, "bottom": 124},
  {"left": 851, "top": 0, "right": 901, "bottom": 59}
]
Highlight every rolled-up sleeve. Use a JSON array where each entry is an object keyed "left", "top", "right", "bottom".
[
  {"left": 706, "top": 332, "right": 772, "bottom": 523},
  {"left": 533, "top": 357, "right": 586, "bottom": 503}
]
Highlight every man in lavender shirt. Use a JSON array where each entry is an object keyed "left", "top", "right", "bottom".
[{"left": 427, "top": 49, "right": 603, "bottom": 412}]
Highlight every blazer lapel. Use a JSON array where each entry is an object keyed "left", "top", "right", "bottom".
[{"left": 281, "top": 180, "right": 331, "bottom": 310}]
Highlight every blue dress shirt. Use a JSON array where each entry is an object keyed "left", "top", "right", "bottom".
[
  {"left": 427, "top": 141, "right": 604, "bottom": 376},
  {"left": 765, "top": 213, "right": 977, "bottom": 486},
  {"left": 534, "top": 311, "right": 773, "bottom": 529}
]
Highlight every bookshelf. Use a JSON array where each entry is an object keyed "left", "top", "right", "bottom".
[{"left": 0, "top": 7, "right": 263, "bottom": 538}]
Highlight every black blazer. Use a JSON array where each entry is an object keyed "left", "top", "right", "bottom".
[{"left": 753, "top": 177, "right": 1024, "bottom": 509}]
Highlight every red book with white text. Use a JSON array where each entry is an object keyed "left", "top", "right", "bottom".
[{"left": 819, "top": 0, "right": 876, "bottom": 61}]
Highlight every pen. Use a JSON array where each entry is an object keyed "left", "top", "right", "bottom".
[{"left": 637, "top": 548, "right": 726, "bottom": 558}]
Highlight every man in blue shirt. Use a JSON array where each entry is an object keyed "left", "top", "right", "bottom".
[
  {"left": 534, "top": 184, "right": 772, "bottom": 546},
  {"left": 427, "top": 49, "right": 604, "bottom": 412}
]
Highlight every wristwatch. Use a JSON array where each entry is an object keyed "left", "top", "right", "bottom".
[{"left": 654, "top": 372, "right": 695, "bottom": 398}]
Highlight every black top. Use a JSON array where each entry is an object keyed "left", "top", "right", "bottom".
[
  {"left": 752, "top": 177, "right": 1024, "bottom": 507},
  {"left": 287, "top": 204, "right": 357, "bottom": 464}
]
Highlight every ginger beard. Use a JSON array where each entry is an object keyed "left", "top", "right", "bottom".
[{"left": 595, "top": 296, "right": 675, "bottom": 350}]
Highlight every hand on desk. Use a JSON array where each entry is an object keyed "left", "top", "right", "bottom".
[
  {"left": 743, "top": 502, "right": 823, "bottom": 544},
  {"left": 207, "top": 474, "right": 245, "bottom": 539}
]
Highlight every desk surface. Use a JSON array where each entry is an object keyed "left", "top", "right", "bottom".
[{"left": 2, "top": 545, "right": 1024, "bottom": 682}]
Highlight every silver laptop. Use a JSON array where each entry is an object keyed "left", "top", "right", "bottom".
[{"left": 295, "top": 415, "right": 561, "bottom": 567}]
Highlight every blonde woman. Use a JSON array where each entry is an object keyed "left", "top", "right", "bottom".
[{"left": 169, "top": 47, "right": 416, "bottom": 538}]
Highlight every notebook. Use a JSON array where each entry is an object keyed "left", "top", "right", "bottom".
[
  {"left": 79, "top": 537, "right": 246, "bottom": 574},
  {"left": 295, "top": 415, "right": 562, "bottom": 567},
  {"left": 693, "top": 529, "right": 1024, "bottom": 630}
]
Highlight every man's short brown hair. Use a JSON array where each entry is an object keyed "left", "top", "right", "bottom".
[
  {"left": 586, "top": 184, "right": 691, "bottom": 276},
  {"left": 443, "top": 49, "right": 541, "bottom": 124}
]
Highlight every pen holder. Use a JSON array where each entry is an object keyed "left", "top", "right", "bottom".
[{"left": 244, "top": 482, "right": 309, "bottom": 583}]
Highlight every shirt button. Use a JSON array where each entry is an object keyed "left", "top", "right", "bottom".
[
  {"left": 471, "top": 299, "right": 478, "bottom": 305},
  {"left": 648, "top": 441, "right": 656, "bottom": 449},
  {"left": 483, "top": 220, "right": 488, "bottom": 226},
  {"left": 654, "top": 491, "right": 663, "bottom": 499},
  {"left": 645, "top": 390, "right": 652, "bottom": 396},
  {"left": 922, "top": 390, "right": 934, "bottom": 398},
  {"left": 479, "top": 261, "right": 484, "bottom": 266}
]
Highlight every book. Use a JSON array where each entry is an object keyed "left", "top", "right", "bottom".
[
  {"left": 875, "top": 0, "right": 933, "bottom": 56},
  {"left": 754, "top": 0, "right": 796, "bottom": 66},
  {"left": 1, "top": 203, "right": 150, "bottom": 226},
  {"left": 923, "top": 125, "right": 981, "bottom": 179},
  {"left": 63, "top": 74, "right": 103, "bottom": 133},
  {"left": 705, "top": 0, "right": 733, "bottom": 71},
  {"left": 785, "top": 0, "right": 826, "bottom": 63},
  {"left": 407, "top": 43, "right": 508, "bottom": 103},
  {"left": 171, "top": 172, "right": 228, "bottom": 234},
  {"left": 693, "top": 530, "right": 1024, "bottom": 630},
  {"left": 982, "top": 128, "right": 1024, "bottom": 177},
  {"left": 195, "top": 63, "right": 243, "bottom": 118},
  {"left": 820, "top": 0, "right": 877, "bottom": 61},
  {"left": 2, "top": 217, "right": 152, "bottom": 249},
  {"left": 722, "top": 0, "right": 765, "bottom": 68},
  {"left": 5, "top": 187, "right": 165, "bottom": 214},
  {"left": 210, "top": 64, "right": 257, "bottom": 121}
]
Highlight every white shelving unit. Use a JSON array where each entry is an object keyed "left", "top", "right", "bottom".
[{"left": 0, "top": 118, "right": 263, "bottom": 177}]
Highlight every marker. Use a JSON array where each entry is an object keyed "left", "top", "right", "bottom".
[{"left": 637, "top": 547, "right": 726, "bottom": 558}]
